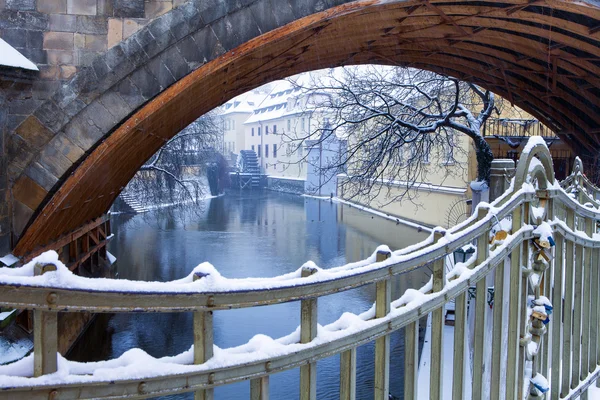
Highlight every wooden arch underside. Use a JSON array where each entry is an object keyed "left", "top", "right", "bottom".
[{"left": 15, "top": 0, "right": 600, "bottom": 255}]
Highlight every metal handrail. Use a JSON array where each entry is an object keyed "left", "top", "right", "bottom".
[{"left": 0, "top": 137, "right": 598, "bottom": 400}]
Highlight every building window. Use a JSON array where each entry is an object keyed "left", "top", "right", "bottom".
[
  {"left": 273, "top": 125, "right": 277, "bottom": 134},
  {"left": 266, "top": 126, "right": 269, "bottom": 135},
  {"left": 232, "top": 120, "right": 235, "bottom": 129},
  {"left": 287, "top": 119, "right": 291, "bottom": 131},
  {"left": 258, "top": 127, "right": 261, "bottom": 136},
  {"left": 265, "top": 144, "right": 269, "bottom": 158},
  {"left": 258, "top": 144, "right": 261, "bottom": 157},
  {"left": 301, "top": 117, "right": 305, "bottom": 130},
  {"left": 251, "top": 145, "right": 255, "bottom": 151},
  {"left": 273, "top": 144, "right": 277, "bottom": 158},
  {"left": 298, "top": 145, "right": 303, "bottom": 158},
  {"left": 252, "top": 128, "right": 254, "bottom": 136}
]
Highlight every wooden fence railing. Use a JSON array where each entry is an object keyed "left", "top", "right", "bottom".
[{"left": 0, "top": 137, "right": 598, "bottom": 400}]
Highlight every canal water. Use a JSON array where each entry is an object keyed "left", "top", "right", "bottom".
[{"left": 70, "top": 191, "right": 430, "bottom": 399}]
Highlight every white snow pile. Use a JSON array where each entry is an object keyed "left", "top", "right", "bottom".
[{"left": 522, "top": 136, "right": 548, "bottom": 154}]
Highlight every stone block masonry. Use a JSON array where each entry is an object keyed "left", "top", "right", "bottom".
[{"left": 0, "top": 0, "right": 195, "bottom": 251}]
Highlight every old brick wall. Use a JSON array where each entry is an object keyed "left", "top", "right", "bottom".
[{"left": 0, "top": 0, "right": 190, "bottom": 254}]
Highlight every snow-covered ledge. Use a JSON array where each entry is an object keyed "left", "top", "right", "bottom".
[{"left": 0, "top": 39, "right": 38, "bottom": 71}]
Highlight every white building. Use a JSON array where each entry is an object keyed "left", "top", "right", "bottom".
[
  {"left": 244, "top": 79, "right": 330, "bottom": 180},
  {"left": 220, "top": 91, "right": 266, "bottom": 164}
]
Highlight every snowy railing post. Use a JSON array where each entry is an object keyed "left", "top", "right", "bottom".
[
  {"left": 250, "top": 375, "right": 269, "bottom": 400},
  {"left": 339, "top": 345, "right": 356, "bottom": 400},
  {"left": 404, "top": 317, "right": 419, "bottom": 400},
  {"left": 584, "top": 216, "right": 595, "bottom": 376},
  {"left": 429, "top": 229, "right": 446, "bottom": 400},
  {"left": 193, "top": 272, "right": 214, "bottom": 400},
  {"left": 453, "top": 262, "right": 469, "bottom": 400},
  {"left": 490, "top": 159, "right": 515, "bottom": 202},
  {"left": 580, "top": 216, "right": 593, "bottom": 383},
  {"left": 472, "top": 206, "right": 490, "bottom": 398},
  {"left": 572, "top": 218, "right": 584, "bottom": 387},
  {"left": 518, "top": 199, "right": 532, "bottom": 398},
  {"left": 551, "top": 226, "right": 564, "bottom": 400},
  {"left": 506, "top": 198, "right": 525, "bottom": 400},
  {"left": 374, "top": 249, "right": 391, "bottom": 400},
  {"left": 33, "top": 262, "right": 58, "bottom": 377},
  {"left": 300, "top": 265, "right": 318, "bottom": 400},
  {"left": 561, "top": 206, "right": 576, "bottom": 397}
]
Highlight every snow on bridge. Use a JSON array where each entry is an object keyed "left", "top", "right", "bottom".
[{"left": 0, "top": 137, "right": 598, "bottom": 399}]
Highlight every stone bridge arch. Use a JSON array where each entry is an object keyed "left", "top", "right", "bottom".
[{"left": 4, "top": 0, "right": 600, "bottom": 256}]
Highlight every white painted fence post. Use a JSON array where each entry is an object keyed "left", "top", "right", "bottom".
[
  {"left": 430, "top": 229, "right": 446, "bottom": 400},
  {"left": 472, "top": 207, "right": 489, "bottom": 398},
  {"left": 194, "top": 272, "right": 214, "bottom": 400},
  {"left": 33, "top": 263, "right": 58, "bottom": 377},
  {"left": 300, "top": 266, "right": 318, "bottom": 400},
  {"left": 374, "top": 249, "right": 391, "bottom": 400},
  {"left": 250, "top": 376, "right": 269, "bottom": 400}
]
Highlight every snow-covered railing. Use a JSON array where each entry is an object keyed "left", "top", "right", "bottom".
[
  {"left": 0, "top": 137, "right": 598, "bottom": 400},
  {"left": 560, "top": 157, "right": 600, "bottom": 207}
]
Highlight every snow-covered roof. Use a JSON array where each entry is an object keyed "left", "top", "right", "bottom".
[
  {"left": 0, "top": 39, "right": 38, "bottom": 71},
  {"left": 220, "top": 92, "right": 266, "bottom": 116},
  {"left": 244, "top": 77, "right": 313, "bottom": 124}
]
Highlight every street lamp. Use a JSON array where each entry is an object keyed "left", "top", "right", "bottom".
[{"left": 453, "top": 246, "right": 475, "bottom": 264}]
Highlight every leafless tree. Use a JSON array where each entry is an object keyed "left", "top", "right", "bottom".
[
  {"left": 122, "top": 110, "right": 225, "bottom": 210},
  {"left": 285, "top": 66, "right": 498, "bottom": 204}
]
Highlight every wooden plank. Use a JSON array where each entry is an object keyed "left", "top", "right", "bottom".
[
  {"left": 374, "top": 250, "right": 391, "bottom": 400},
  {"left": 66, "top": 240, "right": 110, "bottom": 271},
  {"left": 23, "top": 215, "right": 109, "bottom": 262}
]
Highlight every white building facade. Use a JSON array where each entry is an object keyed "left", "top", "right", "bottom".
[
  {"left": 243, "top": 80, "right": 330, "bottom": 180},
  {"left": 220, "top": 92, "right": 266, "bottom": 164}
]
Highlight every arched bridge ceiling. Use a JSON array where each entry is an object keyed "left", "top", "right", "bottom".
[{"left": 11, "top": 0, "right": 600, "bottom": 256}]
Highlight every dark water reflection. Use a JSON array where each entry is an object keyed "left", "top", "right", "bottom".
[{"left": 70, "top": 192, "right": 429, "bottom": 399}]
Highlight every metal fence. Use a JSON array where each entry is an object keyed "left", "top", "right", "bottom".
[{"left": 0, "top": 138, "right": 598, "bottom": 400}]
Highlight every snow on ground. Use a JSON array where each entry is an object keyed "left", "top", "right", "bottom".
[
  {"left": 417, "top": 314, "right": 473, "bottom": 399},
  {"left": 589, "top": 385, "right": 600, "bottom": 399}
]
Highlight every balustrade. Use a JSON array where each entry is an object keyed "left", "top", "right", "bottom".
[{"left": 0, "top": 137, "right": 598, "bottom": 399}]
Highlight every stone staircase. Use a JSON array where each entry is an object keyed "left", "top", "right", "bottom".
[{"left": 115, "top": 191, "right": 148, "bottom": 214}]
